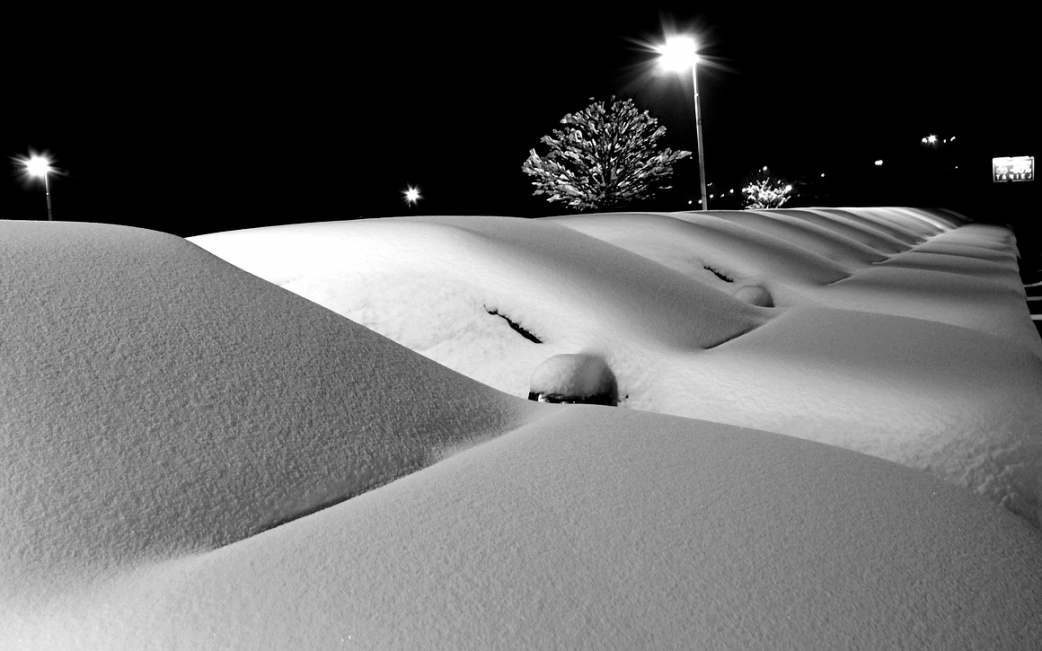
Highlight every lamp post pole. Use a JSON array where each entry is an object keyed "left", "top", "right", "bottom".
[
  {"left": 22, "top": 154, "right": 56, "bottom": 221},
  {"left": 691, "top": 62, "right": 708, "bottom": 211},
  {"left": 43, "top": 172, "right": 53, "bottom": 221},
  {"left": 657, "top": 36, "right": 708, "bottom": 210}
]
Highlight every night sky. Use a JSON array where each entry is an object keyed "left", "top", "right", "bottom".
[{"left": 4, "top": 6, "right": 1037, "bottom": 238}]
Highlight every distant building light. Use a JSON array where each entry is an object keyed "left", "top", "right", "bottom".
[{"left": 992, "top": 156, "right": 1034, "bottom": 182}]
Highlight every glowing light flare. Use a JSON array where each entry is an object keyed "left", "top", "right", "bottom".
[
  {"left": 12, "top": 150, "right": 59, "bottom": 184},
  {"left": 656, "top": 36, "right": 700, "bottom": 72},
  {"left": 403, "top": 186, "right": 421, "bottom": 206},
  {"left": 12, "top": 150, "right": 60, "bottom": 221},
  {"left": 25, "top": 154, "right": 54, "bottom": 178}
]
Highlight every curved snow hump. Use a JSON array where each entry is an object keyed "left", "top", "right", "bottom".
[
  {"left": 769, "top": 208, "right": 917, "bottom": 253},
  {"left": 4, "top": 218, "right": 1042, "bottom": 649},
  {"left": 190, "top": 216, "right": 771, "bottom": 397},
  {"left": 697, "top": 209, "right": 890, "bottom": 267},
  {"left": 661, "top": 306, "right": 1042, "bottom": 526},
  {"left": 548, "top": 209, "right": 1039, "bottom": 353},
  {"left": 192, "top": 216, "right": 767, "bottom": 351},
  {"left": 16, "top": 409, "right": 1042, "bottom": 650},
  {"left": 0, "top": 220, "right": 532, "bottom": 595},
  {"left": 828, "top": 224, "right": 1040, "bottom": 353},
  {"left": 546, "top": 211, "right": 854, "bottom": 291},
  {"left": 190, "top": 210, "right": 1042, "bottom": 525}
]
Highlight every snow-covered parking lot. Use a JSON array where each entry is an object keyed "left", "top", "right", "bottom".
[{"left": 2, "top": 208, "right": 1040, "bottom": 649}]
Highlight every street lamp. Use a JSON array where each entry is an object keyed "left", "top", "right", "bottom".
[
  {"left": 657, "top": 36, "right": 708, "bottom": 210},
  {"left": 22, "top": 153, "right": 56, "bottom": 221}
]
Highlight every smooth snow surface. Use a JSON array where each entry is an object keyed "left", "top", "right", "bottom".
[
  {"left": 0, "top": 221, "right": 531, "bottom": 595},
  {"left": 4, "top": 215, "right": 1042, "bottom": 649},
  {"left": 191, "top": 209, "right": 1042, "bottom": 526}
]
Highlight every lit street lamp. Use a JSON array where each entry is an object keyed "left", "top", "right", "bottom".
[
  {"left": 657, "top": 36, "right": 708, "bottom": 210},
  {"left": 21, "top": 153, "right": 56, "bottom": 221}
]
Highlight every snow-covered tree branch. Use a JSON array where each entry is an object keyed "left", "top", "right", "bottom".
[{"left": 742, "top": 166, "right": 796, "bottom": 209}]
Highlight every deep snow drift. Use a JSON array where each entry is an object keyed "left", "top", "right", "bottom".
[
  {"left": 191, "top": 208, "right": 1042, "bottom": 526},
  {"left": 3, "top": 215, "right": 1041, "bottom": 649}
]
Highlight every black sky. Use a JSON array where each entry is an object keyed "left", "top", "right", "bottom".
[{"left": 3, "top": 5, "right": 1036, "bottom": 238}]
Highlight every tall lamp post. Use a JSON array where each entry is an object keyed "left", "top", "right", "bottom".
[
  {"left": 23, "top": 154, "right": 55, "bottom": 221},
  {"left": 657, "top": 36, "right": 708, "bottom": 211}
]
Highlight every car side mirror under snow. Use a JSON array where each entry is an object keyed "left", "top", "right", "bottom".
[{"left": 528, "top": 353, "right": 618, "bottom": 406}]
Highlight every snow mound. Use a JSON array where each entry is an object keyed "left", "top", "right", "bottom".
[
  {"left": 190, "top": 215, "right": 770, "bottom": 396},
  {"left": 189, "top": 209, "right": 1042, "bottom": 525},
  {"left": 0, "top": 220, "right": 532, "bottom": 598},
  {"left": 705, "top": 209, "right": 890, "bottom": 266},
  {"left": 546, "top": 211, "right": 854, "bottom": 295},
  {"left": 192, "top": 215, "right": 768, "bottom": 349},
  {"left": 3, "top": 219, "right": 1041, "bottom": 649},
  {"left": 11, "top": 409, "right": 1042, "bottom": 650},
  {"left": 548, "top": 210, "right": 1038, "bottom": 352}
]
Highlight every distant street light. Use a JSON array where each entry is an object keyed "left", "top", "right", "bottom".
[
  {"left": 21, "top": 153, "right": 56, "bottom": 220},
  {"left": 656, "top": 36, "right": 708, "bottom": 211}
]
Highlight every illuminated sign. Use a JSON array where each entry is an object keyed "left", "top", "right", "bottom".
[{"left": 992, "top": 156, "right": 1034, "bottom": 182}]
